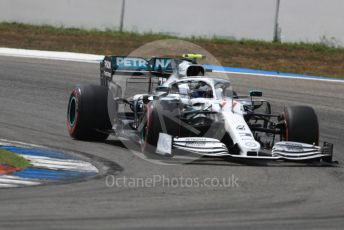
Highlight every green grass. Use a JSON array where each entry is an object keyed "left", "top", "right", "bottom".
[
  {"left": 1, "top": 22, "right": 344, "bottom": 78},
  {"left": 0, "top": 149, "right": 30, "bottom": 169},
  {"left": 0, "top": 22, "right": 177, "bottom": 40},
  {"left": 1, "top": 22, "right": 342, "bottom": 52}
]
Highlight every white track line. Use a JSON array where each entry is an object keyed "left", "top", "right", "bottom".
[
  {"left": 0, "top": 48, "right": 103, "bottom": 63},
  {"left": 22, "top": 155, "right": 98, "bottom": 173},
  {"left": 0, "top": 139, "right": 45, "bottom": 149},
  {"left": 0, "top": 175, "right": 41, "bottom": 186},
  {"left": 0, "top": 183, "right": 19, "bottom": 188}
]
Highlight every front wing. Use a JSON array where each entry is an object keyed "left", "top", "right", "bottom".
[{"left": 156, "top": 133, "right": 334, "bottom": 161}]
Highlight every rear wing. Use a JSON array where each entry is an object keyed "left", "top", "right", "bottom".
[
  {"left": 100, "top": 56, "right": 175, "bottom": 80},
  {"left": 100, "top": 54, "right": 211, "bottom": 88}
]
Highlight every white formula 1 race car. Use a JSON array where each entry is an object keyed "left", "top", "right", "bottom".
[{"left": 67, "top": 54, "right": 334, "bottom": 162}]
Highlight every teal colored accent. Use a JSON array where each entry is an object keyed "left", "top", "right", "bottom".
[{"left": 68, "top": 96, "right": 77, "bottom": 127}]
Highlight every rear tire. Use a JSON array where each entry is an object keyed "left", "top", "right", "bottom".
[
  {"left": 67, "top": 85, "right": 112, "bottom": 141},
  {"left": 283, "top": 106, "right": 319, "bottom": 145}
]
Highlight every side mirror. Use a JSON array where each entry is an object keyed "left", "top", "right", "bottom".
[{"left": 249, "top": 90, "right": 263, "bottom": 97}]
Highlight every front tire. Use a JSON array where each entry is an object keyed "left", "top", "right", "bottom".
[
  {"left": 283, "top": 105, "right": 319, "bottom": 145},
  {"left": 67, "top": 85, "right": 112, "bottom": 141},
  {"left": 141, "top": 102, "right": 162, "bottom": 155},
  {"left": 140, "top": 100, "right": 181, "bottom": 156}
]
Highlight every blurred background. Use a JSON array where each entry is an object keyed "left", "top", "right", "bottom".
[{"left": 0, "top": 0, "right": 343, "bottom": 47}]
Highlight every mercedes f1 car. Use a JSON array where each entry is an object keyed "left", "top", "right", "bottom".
[{"left": 67, "top": 54, "right": 334, "bottom": 162}]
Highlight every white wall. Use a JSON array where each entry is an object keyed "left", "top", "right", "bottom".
[
  {"left": 0, "top": 0, "right": 122, "bottom": 30},
  {"left": 124, "top": 0, "right": 276, "bottom": 41},
  {"left": 279, "top": 0, "right": 344, "bottom": 46},
  {"left": 1, "top": 0, "right": 343, "bottom": 46}
]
